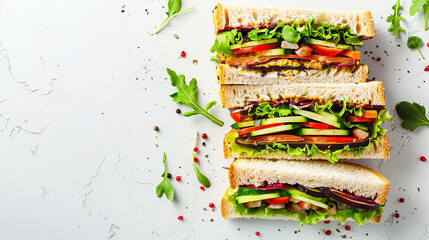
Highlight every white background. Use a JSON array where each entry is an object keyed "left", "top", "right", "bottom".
[{"left": 1, "top": 0, "right": 429, "bottom": 239}]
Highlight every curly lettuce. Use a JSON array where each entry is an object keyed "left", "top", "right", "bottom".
[{"left": 210, "top": 29, "right": 243, "bottom": 57}]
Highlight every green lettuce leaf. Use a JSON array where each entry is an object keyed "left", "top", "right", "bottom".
[
  {"left": 333, "top": 204, "right": 383, "bottom": 226},
  {"left": 210, "top": 29, "right": 243, "bottom": 57},
  {"left": 248, "top": 102, "right": 292, "bottom": 118},
  {"left": 369, "top": 109, "right": 392, "bottom": 138}
]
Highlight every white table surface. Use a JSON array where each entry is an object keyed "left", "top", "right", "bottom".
[{"left": 1, "top": 0, "right": 429, "bottom": 239}]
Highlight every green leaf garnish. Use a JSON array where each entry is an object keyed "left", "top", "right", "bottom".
[
  {"left": 410, "top": 0, "right": 429, "bottom": 30},
  {"left": 154, "top": 0, "right": 194, "bottom": 34},
  {"left": 407, "top": 36, "right": 425, "bottom": 59},
  {"left": 156, "top": 153, "right": 175, "bottom": 202},
  {"left": 167, "top": 68, "right": 224, "bottom": 126},
  {"left": 387, "top": 0, "right": 406, "bottom": 36},
  {"left": 396, "top": 101, "right": 429, "bottom": 131},
  {"left": 192, "top": 131, "right": 210, "bottom": 188}
]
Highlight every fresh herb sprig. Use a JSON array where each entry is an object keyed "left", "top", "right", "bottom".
[
  {"left": 167, "top": 68, "right": 224, "bottom": 126},
  {"left": 192, "top": 131, "right": 211, "bottom": 188},
  {"left": 387, "top": 0, "right": 406, "bottom": 36},
  {"left": 156, "top": 153, "right": 175, "bottom": 202},
  {"left": 410, "top": 0, "right": 429, "bottom": 30},
  {"left": 396, "top": 101, "right": 429, "bottom": 131},
  {"left": 154, "top": 0, "right": 194, "bottom": 34},
  {"left": 407, "top": 36, "right": 425, "bottom": 59}
]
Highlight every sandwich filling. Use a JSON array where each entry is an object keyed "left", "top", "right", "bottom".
[
  {"left": 225, "top": 99, "right": 391, "bottom": 163},
  {"left": 211, "top": 20, "right": 362, "bottom": 70},
  {"left": 227, "top": 183, "right": 383, "bottom": 225}
]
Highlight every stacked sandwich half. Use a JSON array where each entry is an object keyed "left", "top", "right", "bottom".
[{"left": 211, "top": 3, "right": 392, "bottom": 225}]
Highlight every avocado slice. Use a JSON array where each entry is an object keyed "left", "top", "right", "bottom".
[
  {"left": 302, "top": 38, "right": 355, "bottom": 51},
  {"left": 247, "top": 124, "right": 301, "bottom": 137},
  {"left": 236, "top": 193, "right": 281, "bottom": 204},
  {"left": 293, "top": 109, "right": 341, "bottom": 128},
  {"left": 295, "top": 128, "right": 351, "bottom": 136},
  {"left": 230, "top": 38, "right": 281, "bottom": 50}
]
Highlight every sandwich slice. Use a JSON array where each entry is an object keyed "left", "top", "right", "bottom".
[
  {"left": 221, "top": 81, "right": 391, "bottom": 163},
  {"left": 211, "top": 3, "right": 374, "bottom": 84},
  {"left": 221, "top": 158, "right": 390, "bottom": 225}
]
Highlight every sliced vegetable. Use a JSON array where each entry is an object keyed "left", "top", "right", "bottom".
[
  {"left": 231, "top": 42, "right": 281, "bottom": 55},
  {"left": 295, "top": 128, "right": 350, "bottom": 136},
  {"left": 299, "top": 122, "right": 337, "bottom": 129},
  {"left": 362, "top": 110, "right": 378, "bottom": 118},
  {"left": 254, "top": 48, "right": 292, "bottom": 56},
  {"left": 232, "top": 116, "right": 308, "bottom": 129},
  {"left": 299, "top": 201, "right": 313, "bottom": 210},
  {"left": 236, "top": 193, "right": 281, "bottom": 204},
  {"left": 302, "top": 136, "right": 357, "bottom": 143},
  {"left": 346, "top": 115, "right": 374, "bottom": 122},
  {"left": 238, "top": 123, "right": 285, "bottom": 136},
  {"left": 295, "top": 185, "right": 326, "bottom": 198},
  {"left": 265, "top": 196, "right": 291, "bottom": 204},
  {"left": 230, "top": 38, "right": 280, "bottom": 49},
  {"left": 243, "top": 134, "right": 305, "bottom": 144},
  {"left": 321, "top": 188, "right": 378, "bottom": 210},
  {"left": 293, "top": 109, "right": 342, "bottom": 128},
  {"left": 303, "top": 38, "right": 355, "bottom": 50},
  {"left": 311, "top": 44, "right": 343, "bottom": 57},
  {"left": 340, "top": 50, "right": 361, "bottom": 60},
  {"left": 247, "top": 124, "right": 301, "bottom": 137},
  {"left": 230, "top": 112, "right": 241, "bottom": 123},
  {"left": 352, "top": 128, "right": 369, "bottom": 141}
]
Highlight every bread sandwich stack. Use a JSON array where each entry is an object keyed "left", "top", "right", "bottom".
[{"left": 211, "top": 3, "right": 391, "bottom": 225}]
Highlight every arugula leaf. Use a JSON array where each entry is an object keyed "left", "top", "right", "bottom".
[
  {"left": 156, "top": 153, "right": 175, "bottom": 202},
  {"left": 410, "top": 0, "right": 429, "bottom": 30},
  {"left": 192, "top": 131, "right": 210, "bottom": 188},
  {"left": 210, "top": 29, "right": 243, "bottom": 57},
  {"left": 396, "top": 101, "right": 429, "bottom": 131},
  {"left": 407, "top": 36, "right": 425, "bottom": 59},
  {"left": 154, "top": 0, "right": 194, "bottom": 34},
  {"left": 167, "top": 68, "right": 224, "bottom": 126},
  {"left": 387, "top": 0, "right": 406, "bottom": 36}
]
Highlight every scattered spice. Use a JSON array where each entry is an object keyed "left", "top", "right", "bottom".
[
  {"left": 210, "top": 218, "right": 214, "bottom": 222},
  {"left": 167, "top": 173, "right": 172, "bottom": 178},
  {"left": 420, "top": 156, "right": 427, "bottom": 161},
  {"left": 173, "top": 34, "right": 179, "bottom": 39},
  {"left": 181, "top": 51, "right": 186, "bottom": 57},
  {"left": 178, "top": 215, "right": 183, "bottom": 220},
  {"left": 193, "top": 60, "right": 198, "bottom": 65},
  {"left": 176, "top": 176, "right": 181, "bottom": 181},
  {"left": 194, "top": 147, "right": 199, "bottom": 152},
  {"left": 345, "top": 225, "right": 351, "bottom": 231},
  {"left": 194, "top": 157, "right": 199, "bottom": 163},
  {"left": 209, "top": 203, "right": 215, "bottom": 208},
  {"left": 202, "top": 142, "right": 206, "bottom": 146},
  {"left": 153, "top": 126, "right": 159, "bottom": 131},
  {"left": 201, "top": 133, "right": 208, "bottom": 139},
  {"left": 200, "top": 186, "right": 205, "bottom": 191},
  {"left": 325, "top": 230, "right": 331, "bottom": 235},
  {"left": 176, "top": 108, "right": 181, "bottom": 113},
  {"left": 395, "top": 213, "right": 400, "bottom": 218},
  {"left": 255, "top": 231, "right": 260, "bottom": 236},
  {"left": 376, "top": 57, "right": 381, "bottom": 61},
  {"left": 399, "top": 197, "right": 405, "bottom": 203}
]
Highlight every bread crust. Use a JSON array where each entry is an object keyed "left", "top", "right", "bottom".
[
  {"left": 213, "top": 3, "right": 375, "bottom": 39},
  {"left": 228, "top": 159, "right": 390, "bottom": 205},
  {"left": 223, "top": 130, "right": 389, "bottom": 161},
  {"left": 221, "top": 187, "right": 382, "bottom": 223},
  {"left": 216, "top": 64, "right": 369, "bottom": 85}
]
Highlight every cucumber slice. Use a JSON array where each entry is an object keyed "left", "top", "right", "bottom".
[
  {"left": 236, "top": 193, "right": 281, "bottom": 204},
  {"left": 284, "top": 188, "right": 330, "bottom": 209},
  {"left": 231, "top": 116, "right": 308, "bottom": 129},
  {"left": 302, "top": 38, "right": 355, "bottom": 51},
  {"left": 293, "top": 109, "right": 341, "bottom": 128},
  {"left": 247, "top": 124, "right": 301, "bottom": 137},
  {"left": 230, "top": 38, "right": 280, "bottom": 50},
  {"left": 255, "top": 48, "right": 293, "bottom": 56},
  {"left": 295, "top": 128, "right": 351, "bottom": 136},
  {"left": 314, "top": 110, "right": 340, "bottom": 123}
]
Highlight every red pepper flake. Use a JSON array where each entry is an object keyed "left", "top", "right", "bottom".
[
  {"left": 427, "top": 42, "right": 429, "bottom": 47},
  {"left": 255, "top": 231, "right": 260, "bottom": 236},
  {"left": 200, "top": 186, "right": 205, "bottom": 191},
  {"left": 376, "top": 57, "right": 381, "bottom": 61},
  {"left": 420, "top": 156, "right": 427, "bottom": 161},
  {"left": 425, "top": 66, "right": 429, "bottom": 71},
  {"left": 176, "top": 176, "right": 181, "bottom": 181},
  {"left": 194, "top": 147, "right": 199, "bottom": 152},
  {"left": 201, "top": 133, "right": 207, "bottom": 139},
  {"left": 194, "top": 157, "right": 199, "bottom": 163},
  {"left": 345, "top": 225, "right": 351, "bottom": 231},
  {"left": 395, "top": 213, "right": 400, "bottom": 218},
  {"left": 399, "top": 197, "right": 405, "bottom": 203},
  {"left": 325, "top": 230, "right": 331, "bottom": 235},
  {"left": 178, "top": 215, "right": 183, "bottom": 220},
  {"left": 209, "top": 203, "right": 215, "bottom": 208},
  {"left": 324, "top": 220, "right": 331, "bottom": 224},
  {"left": 181, "top": 51, "right": 186, "bottom": 57}
]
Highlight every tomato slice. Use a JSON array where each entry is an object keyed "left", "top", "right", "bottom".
[
  {"left": 230, "top": 112, "right": 241, "bottom": 123},
  {"left": 346, "top": 115, "right": 374, "bottom": 122},
  {"left": 340, "top": 50, "right": 361, "bottom": 60},
  {"left": 362, "top": 110, "right": 378, "bottom": 118},
  {"left": 237, "top": 123, "right": 284, "bottom": 136},
  {"left": 302, "top": 136, "right": 357, "bottom": 143},
  {"left": 231, "top": 42, "right": 281, "bottom": 55},
  {"left": 299, "top": 122, "right": 337, "bottom": 129},
  {"left": 310, "top": 44, "right": 343, "bottom": 57},
  {"left": 265, "top": 196, "right": 291, "bottom": 204}
]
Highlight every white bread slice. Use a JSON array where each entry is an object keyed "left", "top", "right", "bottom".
[
  {"left": 219, "top": 81, "right": 385, "bottom": 109},
  {"left": 213, "top": 3, "right": 375, "bottom": 39},
  {"left": 224, "top": 129, "right": 390, "bottom": 160},
  {"left": 217, "top": 64, "right": 368, "bottom": 85},
  {"left": 221, "top": 187, "right": 382, "bottom": 223},
  {"left": 228, "top": 158, "right": 390, "bottom": 204}
]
